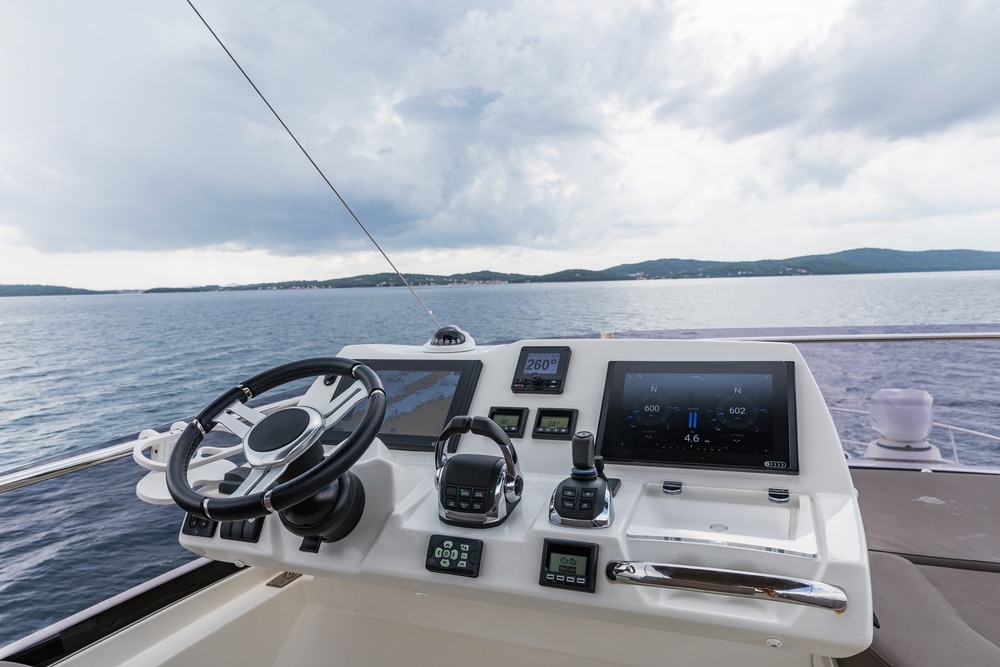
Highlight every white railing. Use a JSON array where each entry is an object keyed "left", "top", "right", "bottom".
[
  {"left": 4, "top": 331, "right": 998, "bottom": 494},
  {"left": 0, "top": 396, "right": 300, "bottom": 496},
  {"left": 828, "top": 406, "right": 1000, "bottom": 466}
]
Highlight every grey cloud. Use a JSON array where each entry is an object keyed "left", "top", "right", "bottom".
[
  {"left": 704, "top": 0, "right": 1000, "bottom": 140},
  {"left": 6, "top": 0, "right": 998, "bottom": 269},
  {"left": 394, "top": 87, "right": 503, "bottom": 127},
  {"left": 2, "top": 1, "right": 684, "bottom": 258}
]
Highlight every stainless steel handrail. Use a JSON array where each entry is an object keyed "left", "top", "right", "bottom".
[
  {"left": 0, "top": 441, "right": 138, "bottom": 495},
  {"left": 0, "top": 393, "right": 302, "bottom": 496},
  {"left": 830, "top": 406, "right": 1000, "bottom": 442},
  {"left": 4, "top": 331, "right": 996, "bottom": 496},
  {"left": 829, "top": 406, "right": 1000, "bottom": 466},
  {"left": 606, "top": 561, "right": 849, "bottom": 611},
  {"left": 736, "top": 331, "right": 1000, "bottom": 344}
]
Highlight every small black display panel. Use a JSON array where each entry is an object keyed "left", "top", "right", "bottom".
[
  {"left": 488, "top": 407, "right": 529, "bottom": 438},
  {"left": 598, "top": 361, "right": 797, "bottom": 474},
  {"left": 533, "top": 408, "right": 578, "bottom": 440},
  {"left": 512, "top": 346, "right": 571, "bottom": 393},
  {"left": 539, "top": 538, "right": 598, "bottom": 593},
  {"left": 322, "top": 359, "right": 482, "bottom": 451}
]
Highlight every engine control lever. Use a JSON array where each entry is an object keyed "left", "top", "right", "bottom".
[
  {"left": 434, "top": 416, "right": 523, "bottom": 528},
  {"left": 550, "top": 431, "right": 613, "bottom": 528}
]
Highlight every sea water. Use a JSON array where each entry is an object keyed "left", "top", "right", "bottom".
[{"left": 2, "top": 271, "right": 999, "bottom": 646}]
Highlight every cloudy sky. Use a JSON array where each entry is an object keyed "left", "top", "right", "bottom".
[{"left": 1, "top": 0, "right": 999, "bottom": 290}]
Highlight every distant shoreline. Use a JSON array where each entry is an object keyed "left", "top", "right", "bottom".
[{"left": 3, "top": 247, "right": 999, "bottom": 297}]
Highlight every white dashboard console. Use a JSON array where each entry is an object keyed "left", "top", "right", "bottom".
[{"left": 168, "top": 337, "right": 872, "bottom": 659}]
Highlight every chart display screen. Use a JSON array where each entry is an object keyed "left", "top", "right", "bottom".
[
  {"left": 324, "top": 359, "right": 481, "bottom": 451},
  {"left": 597, "top": 361, "right": 797, "bottom": 473}
]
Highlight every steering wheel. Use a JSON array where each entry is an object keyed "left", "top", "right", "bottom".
[{"left": 167, "top": 358, "right": 385, "bottom": 523}]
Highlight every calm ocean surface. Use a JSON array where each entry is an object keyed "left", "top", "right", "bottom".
[{"left": 2, "top": 272, "right": 1000, "bottom": 646}]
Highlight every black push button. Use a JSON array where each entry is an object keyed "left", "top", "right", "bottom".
[
  {"left": 181, "top": 513, "right": 217, "bottom": 538},
  {"left": 219, "top": 517, "right": 265, "bottom": 543},
  {"left": 242, "top": 517, "right": 263, "bottom": 542}
]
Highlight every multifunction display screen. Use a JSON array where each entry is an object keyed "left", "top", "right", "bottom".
[
  {"left": 598, "top": 361, "right": 798, "bottom": 473},
  {"left": 323, "top": 359, "right": 481, "bottom": 451}
]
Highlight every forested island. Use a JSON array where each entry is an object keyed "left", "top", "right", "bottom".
[{"left": 3, "top": 248, "right": 1000, "bottom": 297}]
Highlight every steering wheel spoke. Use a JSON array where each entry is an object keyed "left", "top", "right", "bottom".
[
  {"left": 230, "top": 465, "right": 285, "bottom": 498},
  {"left": 298, "top": 376, "right": 369, "bottom": 429},
  {"left": 213, "top": 400, "right": 266, "bottom": 439}
]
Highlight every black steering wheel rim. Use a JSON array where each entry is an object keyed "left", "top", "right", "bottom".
[{"left": 167, "top": 357, "right": 385, "bottom": 522}]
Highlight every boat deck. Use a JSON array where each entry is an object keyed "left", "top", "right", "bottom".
[{"left": 842, "top": 468, "right": 1000, "bottom": 666}]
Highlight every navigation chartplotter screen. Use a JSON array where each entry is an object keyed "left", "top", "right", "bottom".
[
  {"left": 597, "top": 361, "right": 798, "bottom": 473},
  {"left": 324, "top": 360, "right": 481, "bottom": 451}
]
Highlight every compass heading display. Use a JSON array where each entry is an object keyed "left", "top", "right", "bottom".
[
  {"left": 597, "top": 361, "right": 798, "bottom": 474},
  {"left": 511, "top": 346, "right": 571, "bottom": 394}
]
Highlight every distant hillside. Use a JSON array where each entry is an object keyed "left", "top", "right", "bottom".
[
  {"left": 604, "top": 248, "right": 1000, "bottom": 279},
  {"left": 0, "top": 284, "right": 107, "bottom": 297},
  {"left": 7, "top": 248, "right": 1000, "bottom": 297},
  {"left": 145, "top": 268, "right": 625, "bottom": 292}
]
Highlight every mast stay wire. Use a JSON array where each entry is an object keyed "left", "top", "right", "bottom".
[{"left": 185, "top": 0, "right": 442, "bottom": 330}]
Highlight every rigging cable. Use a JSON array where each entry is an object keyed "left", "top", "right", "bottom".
[{"left": 185, "top": 0, "right": 442, "bottom": 330}]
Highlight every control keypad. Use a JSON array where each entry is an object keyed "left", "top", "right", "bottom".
[
  {"left": 554, "top": 478, "right": 607, "bottom": 522},
  {"left": 426, "top": 534, "right": 483, "bottom": 578},
  {"left": 443, "top": 485, "right": 493, "bottom": 513}
]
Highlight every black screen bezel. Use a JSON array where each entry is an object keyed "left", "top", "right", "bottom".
[
  {"left": 597, "top": 360, "right": 798, "bottom": 474},
  {"left": 321, "top": 359, "right": 482, "bottom": 451}
]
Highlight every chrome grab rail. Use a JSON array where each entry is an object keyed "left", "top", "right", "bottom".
[
  {"left": 606, "top": 561, "right": 848, "bottom": 612},
  {"left": 4, "top": 331, "right": 996, "bottom": 496},
  {"left": 0, "top": 394, "right": 303, "bottom": 496},
  {"left": 736, "top": 331, "right": 1000, "bottom": 344},
  {"left": 0, "top": 441, "right": 139, "bottom": 495}
]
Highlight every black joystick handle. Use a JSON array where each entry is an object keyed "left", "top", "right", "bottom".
[{"left": 571, "top": 431, "right": 597, "bottom": 480}]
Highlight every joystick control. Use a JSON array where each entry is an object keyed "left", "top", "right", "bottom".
[{"left": 549, "top": 432, "right": 613, "bottom": 528}]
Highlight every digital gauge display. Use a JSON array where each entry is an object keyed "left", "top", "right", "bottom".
[
  {"left": 512, "top": 346, "right": 571, "bottom": 394},
  {"left": 549, "top": 551, "right": 587, "bottom": 575},
  {"left": 539, "top": 539, "right": 598, "bottom": 593},
  {"left": 597, "top": 361, "right": 797, "bottom": 473},
  {"left": 522, "top": 351, "right": 562, "bottom": 375}
]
